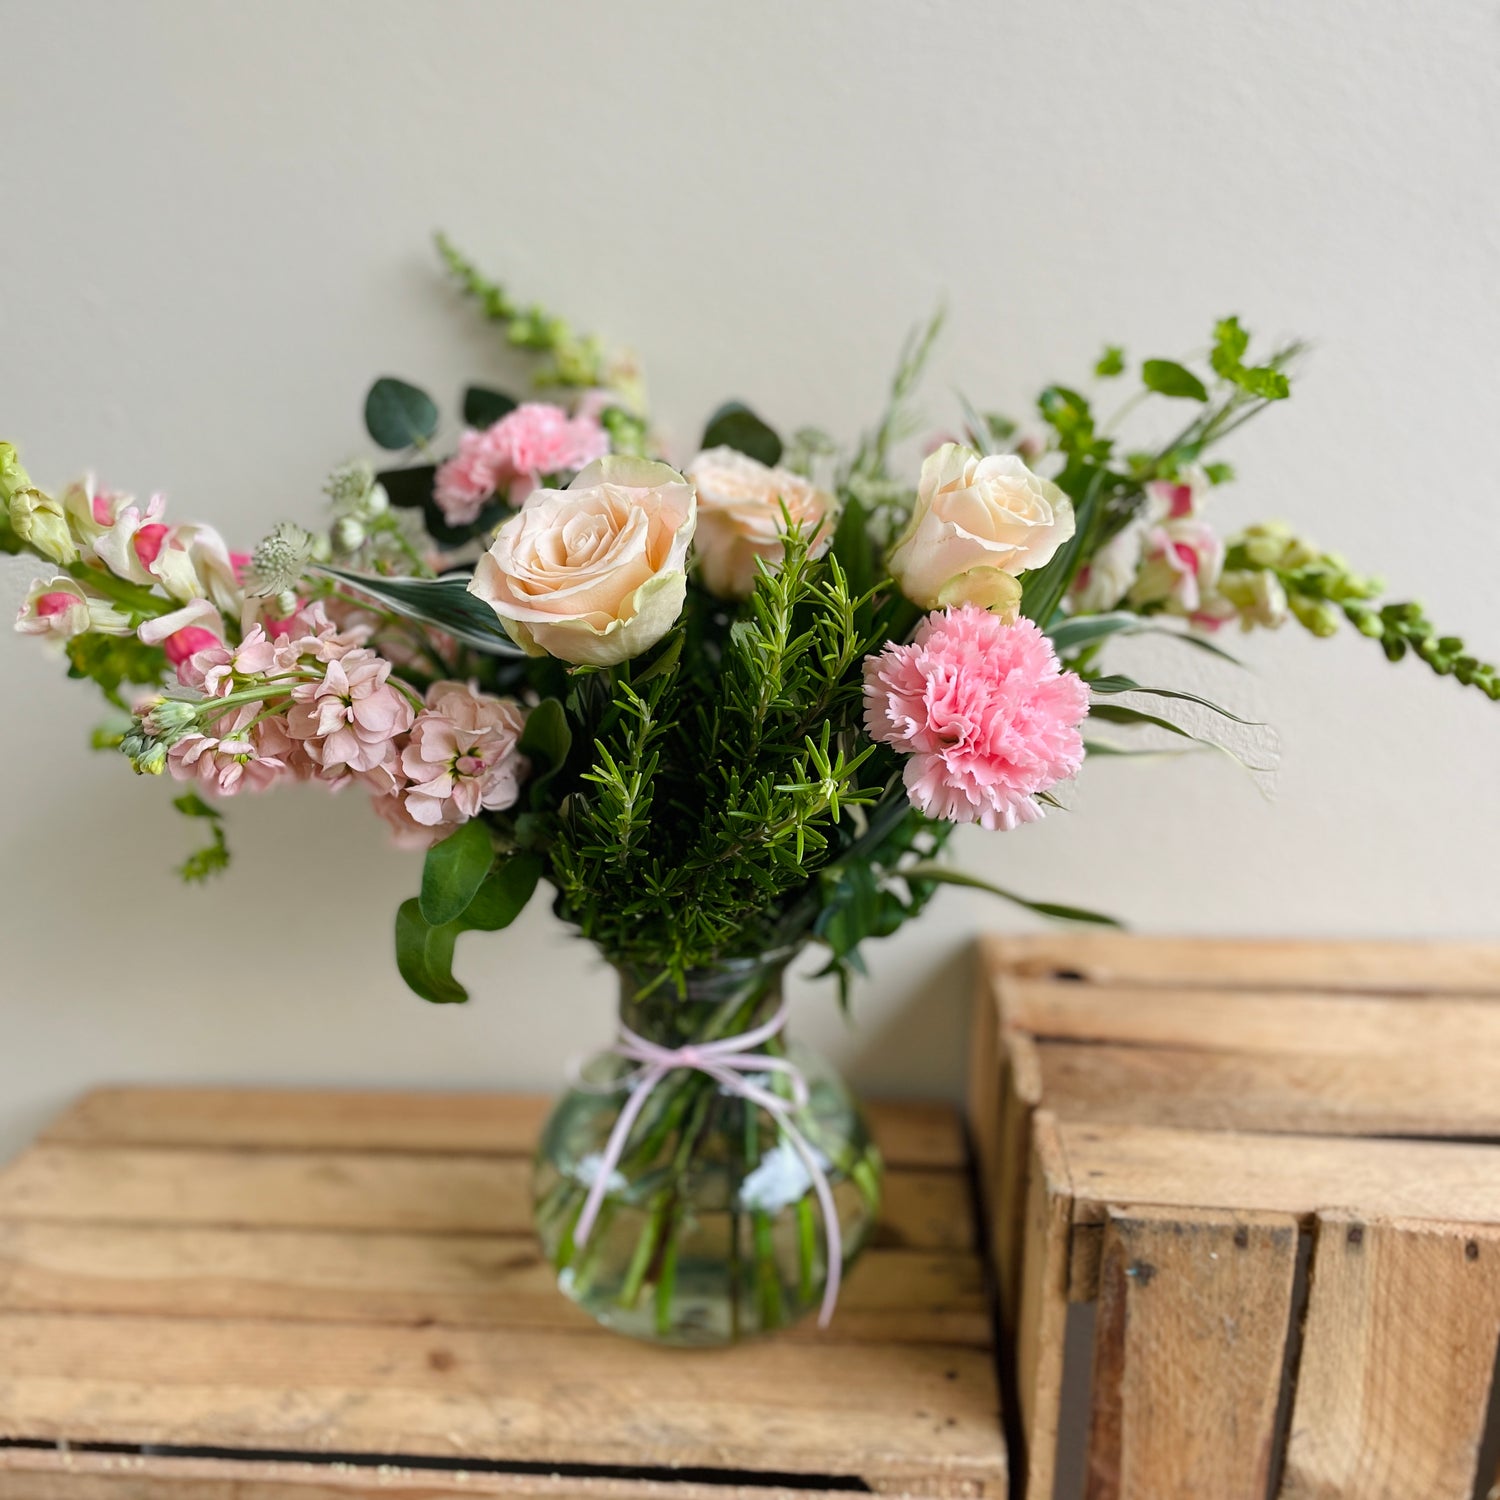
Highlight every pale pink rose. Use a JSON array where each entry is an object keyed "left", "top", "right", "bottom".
[
  {"left": 434, "top": 403, "right": 610, "bottom": 525},
  {"left": 863, "top": 606, "right": 1089, "bottom": 831},
  {"left": 470, "top": 456, "right": 696, "bottom": 666},
  {"left": 401, "top": 681, "right": 529, "bottom": 829},
  {"left": 286, "top": 648, "right": 415, "bottom": 776},
  {"left": 888, "top": 446, "right": 1074, "bottom": 614},
  {"left": 685, "top": 447, "right": 837, "bottom": 599},
  {"left": 1129, "top": 516, "right": 1225, "bottom": 615},
  {"left": 167, "top": 704, "right": 290, "bottom": 795}
]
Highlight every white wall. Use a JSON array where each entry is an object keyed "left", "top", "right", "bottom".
[{"left": 2, "top": 0, "right": 1497, "bottom": 1161}]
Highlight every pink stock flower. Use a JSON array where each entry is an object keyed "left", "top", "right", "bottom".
[
  {"left": 369, "top": 781, "right": 444, "bottom": 849},
  {"left": 178, "top": 624, "right": 280, "bottom": 696},
  {"left": 163, "top": 626, "right": 224, "bottom": 668},
  {"left": 400, "top": 681, "right": 528, "bottom": 829},
  {"left": 863, "top": 606, "right": 1089, "bottom": 831},
  {"left": 286, "top": 647, "right": 415, "bottom": 777},
  {"left": 433, "top": 403, "right": 609, "bottom": 525},
  {"left": 167, "top": 704, "right": 290, "bottom": 795}
]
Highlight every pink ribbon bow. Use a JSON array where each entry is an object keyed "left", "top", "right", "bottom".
[{"left": 571, "top": 1000, "right": 843, "bottom": 1327}]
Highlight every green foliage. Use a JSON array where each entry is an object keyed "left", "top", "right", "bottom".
[
  {"left": 66, "top": 633, "right": 168, "bottom": 710},
  {"left": 900, "top": 863, "right": 1121, "bottom": 927},
  {"left": 463, "top": 385, "right": 518, "bottom": 428},
  {"left": 315, "top": 566, "right": 524, "bottom": 654},
  {"left": 1141, "top": 359, "right": 1208, "bottom": 402},
  {"left": 364, "top": 377, "right": 439, "bottom": 451},
  {"left": 701, "top": 402, "right": 783, "bottom": 466},
  {"left": 173, "top": 792, "right": 230, "bottom": 883},
  {"left": 1094, "top": 346, "right": 1126, "bottom": 378},
  {"left": 420, "top": 819, "right": 495, "bottom": 926}
]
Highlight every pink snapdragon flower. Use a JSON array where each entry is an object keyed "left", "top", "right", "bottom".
[
  {"left": 433, "top": 403, "right": 609, "bottom": 524},
  {"left": 400, "top": 681, "right": 529, "bottom": 829},
  {"left": 863, "top": 606, "right": 1089, "bottom": 831},
  {"left": 1129, "top": 516, "right": 1225, "bottom": 617},
  {"left": 286, "top": 647, "right": 415, "bottom": 777},
  {"left": 168, "top": 704, "right": 290, "bottom": 795},
  {"left": 15, "top": 577, "right": 131, "bottom": 639}
]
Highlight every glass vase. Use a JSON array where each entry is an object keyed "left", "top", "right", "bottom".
[{"left": 533, "top": 948, "right": 883, "bottom": 1346}]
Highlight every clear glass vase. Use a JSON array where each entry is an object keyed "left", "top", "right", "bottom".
[{"left": 533, "top": 948, "right": 883, "bottom": 1346}]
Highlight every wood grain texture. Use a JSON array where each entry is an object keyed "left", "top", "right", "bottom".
[
  {"left": 0, "top": 1450, "right": 927, "bottom": 1500},
  {"left": 0, "top": 1452, "right": 869, "bottom": 1500},
  {"left": 37, "top": 1090, "right": 965, "bottom": 1171},
  {"left": 0, "top": 1145, "right": 970, "bottom": 1252},
  {"left": 981, "top": 933, "right": 1500, "bottom": 993},
  {"left": 1084, "top": 1208, "right": 1299, "bottom": 1500},
  {"left": 1000, "top": 978, "right": 1500, "bottom": 1059},
  {"left": 0, "top": 1314, "right": 1007, "bottom": 1492},
  {"left": 0, "top": 1220, "right": 989, "bottom": 1346},
  {"left": 1033, "top": 1039, "right": 1500, "bottom": 1137},
  {"left": 1015, "top": 1110, "right": 1072, "bottom": 1500},
  {"left": 1280, "top": 1216, "right": 1500, "bottom": 1500}
]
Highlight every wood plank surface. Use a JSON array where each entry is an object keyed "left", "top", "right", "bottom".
[
  {"left": 1033, "top": 1039, "right": 1500, "bottom": 1137},
  {"left": 0, "top": 1314, "right": 1007, "bottom": 1494},
  {"left": 37, "top": 1090, "right": 966, "bottom": 1172},
  {"left": 0, "top": 1220, "right": 989, "bottom": 1347},
  {"left": 982, "top": 933, "right": 1500, "bottom": 993},
  {"left": 1084, "top": 1208, "right": 1298, "bottom": 1500},
  {"left": 1280, "top": 1216, "right": 1500, "bottom": 1500},
  {"left": 0, "top": 1146, "right": 971, "bottom": 1252},
  {"left": 1059, "top": 1122, "right": 1500, "bottom": 1238},
  {"left": 1015, "top": 1111, "right": 1072, "bottom": 1500},
  {"left": 999, "top": 978, "right": 1500, "bottom": 1059},
  {"left": 0, "top": 1450, "right": 871, "bottom": 1500}
]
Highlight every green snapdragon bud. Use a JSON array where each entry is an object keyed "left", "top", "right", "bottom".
[
  {"left": 1290, "top": 595, "right": 1342, "bottom": 637},
  {"left": 0, "top": 442, "right": 33, "bottom": 503},
  {"left": 9, "top": 487, "right": 78, "bottom": 566}
]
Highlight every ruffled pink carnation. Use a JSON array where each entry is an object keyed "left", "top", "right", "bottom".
[
  {"left": 401, "top": 681, "right": 528, "bottom": 829},
  {"left": 286, "top": 647, "right": 414, "bottom": 778},
  {"left": 863, "top": 606, "right": 1089, "bottom": 831},
  {"left": 433, "top": 403, "right": 609, "bottom": 524}
]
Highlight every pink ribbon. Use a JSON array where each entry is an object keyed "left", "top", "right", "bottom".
[{"left": 571, "top": 1001, "right": 843, "bottom": 1327}]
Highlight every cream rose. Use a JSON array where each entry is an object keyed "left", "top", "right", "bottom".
[
  {"left": 469, "top": 455, "right": 695, "bottom": 666},
  {"left": 685, "top": 446, "right": 837, "bottom": 599},
  {"left": 887, "top": 445, "right": 1075, "bottom": 614}
]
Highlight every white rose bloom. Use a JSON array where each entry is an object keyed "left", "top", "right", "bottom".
[
  {"left": 686, "top": 446, "right": 837, "bottom": 600},
  {"left": 887, "top": 445, "right": 1074, "bottom": 614},
  {"left": 469, "top": 455, "right": 696, "bottom": 666}
]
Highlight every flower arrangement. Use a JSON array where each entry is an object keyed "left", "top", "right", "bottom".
[{"left": 6, "top": 237, "right": 1493, "bottom": 1343}]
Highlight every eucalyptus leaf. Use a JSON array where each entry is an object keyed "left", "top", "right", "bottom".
[
  {"left": 1141, "top": 360, "right": 1209, "bottom": 402},
  {"left": 315, "top": 566, "right": 524, "bottom": 655},
  {"left": 901, "top": 863, "right": 1122, "bottom": 927},
  {"left": 463, "top": 385, "right": 519, "bottom": 428},
  {"left": 395, "top": 898, "right": 468, "bottom": 1004},
  {"left": 701, "top": 401, "right": 783, "bottom": 466},
  {"left": 419, "top": 819, "right": 495, "bottom": 926},
  {"left": 464, "top": 852, "right": 543, "bottom": 931},
  {"left": 365, "top": 377, "right": 440, "bottom": 450}
]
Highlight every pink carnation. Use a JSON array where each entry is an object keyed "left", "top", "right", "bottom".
[
  {"left": 433, "top": 403, "right": 609, "bottom": 525},
  {"left": 286, "top": 647, "right": 415, "bottom": 778},
  {"left": 863, "top": 606, "right": 1089, "bottom": 831},
  {"left": 401, "top": 681, "right": 528, "bottom": 829}
]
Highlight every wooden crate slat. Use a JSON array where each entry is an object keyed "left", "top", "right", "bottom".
[
  {"left": 1280, "top": 1217, "right": 1500, "bottom": 1500},
  {"left": 0, "top": 1450, "right": 875, "bottom": 1499},
  {"left": 0, "top": 1313, "right": 1007, "bottom": 1496},
  {"left": 1014, "top": 1111, "right": 1072, "bottom": 1500},
  {"left": 1084, "top": 1208, "right": 1299, "bottom": 1500},
  {"left": 1033, "top": 1038, "right": 1500, "bottom": 1137},
  {"left": 0, "top": 1146, "right": 970, "bottom": 1252},
  {"left": 1059, "top": 1122, "right": 1500, "bottom": 1243},
  {"left": 982, "top": 933, "right": 1500, "bottom": 993},
  {"left": 1000, "top": 977, "right": 1500, "bottom": 1058},
  {"left": 36, "top": 1091, "right": 964, "bottom": 1171},
  {"left": 0, "top": 1221, "right": 989, "bottom": 1347}
]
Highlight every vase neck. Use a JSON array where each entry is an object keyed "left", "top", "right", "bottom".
[{"left": 615, "top": 951, "right": 795, "bottom": 1050}]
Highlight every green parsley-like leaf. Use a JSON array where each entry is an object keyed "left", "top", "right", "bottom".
[
  {"left": 1094, "top": 345, "right": 1126, "bottom": 378},
  {"left": 1141, "top": 359, "right": 1209, "bottom": 402}
]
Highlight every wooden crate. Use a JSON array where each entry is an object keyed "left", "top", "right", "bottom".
[
  {"left": 0, "top": 1088, "right": 1008, "bottom": 1499},
  {"left": 969, "top": 933, "right": 1500, "bottom": 1500}
]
